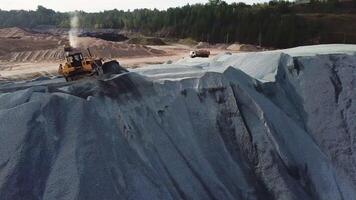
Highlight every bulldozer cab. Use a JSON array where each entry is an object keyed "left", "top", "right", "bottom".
[{"left": 67, "top": 53, "right": 84, "bottom": 68}]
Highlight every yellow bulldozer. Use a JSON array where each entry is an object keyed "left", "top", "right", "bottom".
[{"left": 58, "top": 46, "right": 127, "bottom": 81}]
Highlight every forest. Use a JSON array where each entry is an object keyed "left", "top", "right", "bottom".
[{"left": 0, "top": 0, "right": 355, "bottom": 48}]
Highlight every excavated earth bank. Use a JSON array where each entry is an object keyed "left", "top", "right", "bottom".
[{"left": 0, "top": 44, "right": 355, "bottom": 200}]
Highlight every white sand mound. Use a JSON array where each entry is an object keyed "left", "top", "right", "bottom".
[{"left": 0, "top": 44, "right": 355, "bottom": 199}]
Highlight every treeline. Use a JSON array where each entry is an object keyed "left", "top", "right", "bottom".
[{"left": 0, "top": 0, "right": 355, "bottom": 48}]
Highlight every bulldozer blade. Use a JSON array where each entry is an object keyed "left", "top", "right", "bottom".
[{"left": 102, "top": 60, "right": 128, "bottom": 75}]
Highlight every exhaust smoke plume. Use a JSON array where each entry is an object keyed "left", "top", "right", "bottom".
[{"left": 69, "top": 12, "right": 79, "bottom": 48}]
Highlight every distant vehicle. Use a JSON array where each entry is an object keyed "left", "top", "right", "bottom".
[
  {"left": 58, "top": 46, "right": 127, "bottom": 81},
  {"left": 190, "top": 50, "right": 210, "bottom": 58}
]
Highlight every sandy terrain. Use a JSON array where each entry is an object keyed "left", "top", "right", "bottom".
[
  {"left": 0, "top": 27, "right": 241, "bottom": 79},
  {"left": 0, "top": 45, "right": 232, "bottom": 78}
]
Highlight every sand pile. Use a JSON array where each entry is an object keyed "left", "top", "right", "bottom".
[
  {"left": 74, "top": 37, "right": 165, "bottom": 59},
  {"left": 0, "top": 27, "right": 34, "bottom": 38},
  {"left": 3, "top": 48, "right": 65, "bottom": 62},
  {"left": 127, "top": 37, "right": 166, "bottom": 45},
  {"left": 0, "top": 27, "right": 65, "bottom": 61},
  {"left": 80, "top": 32, "right": 128, "bottom": 42},
  {"left": 227, "top": 43, "right": 262, "bottom": 52},
  {"left": 0, "top": 29, "right": 165, "bottom": 62},
  {"left": 195, "top": 42, "right": 228, "bottom": 50},
  {"left": 0, "top": 44, "right": 355, "bottom": 199},
  {"left": 0, "top": 27, "right": 60, "bottom": 40},
  {"left": 195, "top": 42, "right": 210, "bottom": 48},
  {"left": 0, "top": 28, "right": 61, "bottom": 57}
]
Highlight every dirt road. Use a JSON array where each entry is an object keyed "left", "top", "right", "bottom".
[{"left": 0, "top": 44, "right": 235, "bottom": 79}]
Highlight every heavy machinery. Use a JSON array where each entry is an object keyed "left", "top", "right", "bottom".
[
  {"left": 58, "top": 46, "right": 127, "bottom": 81},
  {"left": 189, "top": 50, "right": 210, "bottom": 58}
]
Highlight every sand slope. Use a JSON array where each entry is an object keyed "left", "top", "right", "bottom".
[
  {"left": 0, "top": 28, "right": 165, "bottom": 62},
  {"left": 0, "top": 44, "right": 355, "bottom": 200}
]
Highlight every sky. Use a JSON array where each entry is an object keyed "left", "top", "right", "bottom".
[{"left": 0, "top": 0, "right": 269, "bottom": 12}]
